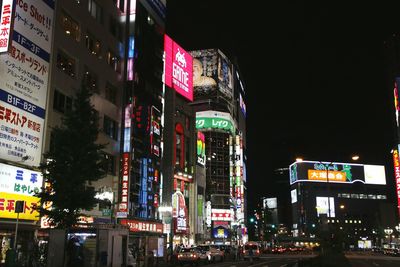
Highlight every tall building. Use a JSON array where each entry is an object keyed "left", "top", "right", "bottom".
[
  {"left": 290, "top": 160, "right": 396, "bottom": 248},
  {"left": 190, "top": 49, "right": 248, "bottom": 244}
]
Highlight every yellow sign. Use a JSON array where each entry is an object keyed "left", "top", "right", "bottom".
[
  {"left": 308, "top": 170, "right": 346, "bottom": 182},
  {"left": 0, "top": 192, "right": 40, "bottom": 220}
]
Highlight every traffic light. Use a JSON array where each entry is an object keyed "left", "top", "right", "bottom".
[{"left": 250, "top": 217, "right": 255, "bottom": 223}]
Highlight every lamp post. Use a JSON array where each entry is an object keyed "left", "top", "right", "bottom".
[{"left": 384, "top": 228, "right": 393, "bottom": 247}]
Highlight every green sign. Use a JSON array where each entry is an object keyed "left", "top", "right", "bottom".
[
  {"left": 196, "top": 117, "right": 234, "bottom": 133},
  {"left": 102, "top": 209, "right": 112, "bottom": 216}
]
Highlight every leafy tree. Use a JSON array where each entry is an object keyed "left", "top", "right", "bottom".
[{"left": 36, "top": 84, "right": 106, "bottom": 228}]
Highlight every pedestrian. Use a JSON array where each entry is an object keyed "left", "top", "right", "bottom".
[{"left": 248, "top": 247, "right": 254, "bottom": 265}]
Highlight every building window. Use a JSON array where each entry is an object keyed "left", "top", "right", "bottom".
[
  {"left": 103, "top": 115, "right": 118, "bottom": 140},
  {"left": 53, "top": 90, "right": 72, "bottom": 113},
  {"left": 88, "top": 0, "right": 103, "bottom": 23},
  {"left": 101, "top": 152, "right": 116, "bottom": 175},
  {"left": 83, "top": 66, "right": 98, "bottom": 92},
  {"left": 174, "top": 123, "right": 184, "bottom": 168},
  {"left": 57, "top": 50, "right": 76, "bottom": 77},
  {"left": 107, "top": 50, "right": 121, "bottom": 73},
  {"left": 109, "top": 16, "right": 123, "bottom": 41},
  {"left": 61, "top": 11, "right": 80, "bottom": 41},
  {"left": 105, "top": 82, "right": 117, "bottom": 104},
  {"left": 85, "top": 32, "right": 101, "bottom": 56}
]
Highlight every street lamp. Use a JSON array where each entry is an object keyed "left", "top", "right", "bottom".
[{"left": 384, "top": 228, "right": 393, "bottom": 247}]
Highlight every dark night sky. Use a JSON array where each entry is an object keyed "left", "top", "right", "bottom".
[{"left": 166, "top": 1, "right": 400, "bottom": 206}]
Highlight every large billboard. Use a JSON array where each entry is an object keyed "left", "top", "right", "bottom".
[
  {"left": 289, "top": 161, "right": 386, "bottom": 185},
  {"left": 0, "top": 0, "right": 55, "bottom": 166},
  {"left": 190, "top": 49, "right": 234, "bottom": 100},
  {"left": 0, "top": 163, "right": 42, "bottom": 220},
  {"left": 0, "top": 0, "right": 14, "bottom": 53},
  {"left": 196, "top": 110, "right": 235, "bottom": 134},
  {"left": 164, "top": 34, "right": 193, "bottom": 101}
]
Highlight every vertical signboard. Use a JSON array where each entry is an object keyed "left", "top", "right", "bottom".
[
  {"left": 196, "top": 131, "right": 205, "bottom": 166},
  {"left": 0, "top": 0, "right": 14, "bottom": 53},
  {"left": 118, "top": 152, "right": 130, "bottom": 218},
  {"left": 164, "top": 34, "right": 193, "bottom": 101},
  {"left": 392, "top": 149, "right": 400, "bottom": 217},
  {"left": 0, "top": 0, "right": 54, "bottom": 166}
]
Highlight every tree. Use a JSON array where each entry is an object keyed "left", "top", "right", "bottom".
[{"left": 36, "top": 84, "right": 106, "bottom": 228}]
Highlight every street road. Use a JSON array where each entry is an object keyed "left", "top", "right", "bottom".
[{"left": 346, "top": 252, "right": 400, "bottom": 267}]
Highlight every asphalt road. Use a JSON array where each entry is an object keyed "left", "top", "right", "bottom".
[{"left": 183, "top": 253, "right": 400, "bottom": 267}]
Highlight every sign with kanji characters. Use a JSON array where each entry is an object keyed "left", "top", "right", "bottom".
[
  {"left": 120, "top": 219, "right": 163, "bottom": 233},
  {"left": 117, "top": 152, "right": 130, "bottom": 218},
  {"left": 0, "top": 192, "right": 40, "bottom": 220},
  {"left": 211, "top": 209, "right": 232, "bottom": 221},
  {"left": 0, "top": 163, "right": 42, "bottom": 196},
  {"left": 0, "top": 0, "right": 14, "bottom": 54},
  {"left": 289, "top": 161, "right": 386, "bottom": 185},
  {"left": 0, "top": 0, "right": 54, "bottom": 166},
  {"left": 392, "top": 148, "right": 400, "bottom": 217}
]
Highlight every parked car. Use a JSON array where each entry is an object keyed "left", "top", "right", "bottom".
[
  {"left": 243, "top": 242, "right": 261, "bottom": 260},
  {"left": 177, "top": 247, "right": 208, "bottom": 266},
  {"left": 197, "top": 244, "right": 224, "bottom": 262}
]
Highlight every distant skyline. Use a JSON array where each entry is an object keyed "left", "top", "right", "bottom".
[{"left": 166, "top": 0, "right": 400, "bottom": 204}]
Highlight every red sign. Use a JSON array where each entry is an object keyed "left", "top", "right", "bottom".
[
  {"left": 0, "top": 0, "right": 14, "bottom": 53},
  {"left": 164, "top": 35, "right": 193, "bottom": 101},
  {"left": 121, "top": 219, "right": 163, "bottom": 233},
  {"left": 119, "top": 153, "right": 130, "bottom": 215},
  {"left": 211, "top": 209, "right": 232, "bottom": 221},
  {"left": 392, "top": 149, "right": 400, "bottom": 217}
]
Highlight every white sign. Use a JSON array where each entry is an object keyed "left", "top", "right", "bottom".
[
  {"left": 291, "top": 189, "right": 297, "bottom": 204},
  {"left": 0, "top": 0, "right": 54, "bottom": 166},
  {"left": 206, "top": 201, "right": 211, "bottom": 227},
  {"left": 0, "top": 0, "right": 14, "bottom": 53},
  {"left": 316, "top": 196, "right": 335, "bottom": 218},
  {"left": 211, "top": 209, "right": 232, "bottom": 221},
  {"left": 0, "top": 163, "right": 43, "bottom": 196},
  {"left": 364, "top": 165, "right": 386, "bottom": 185},
  {"left": 264, "top": 197, "right": 277, "bottom": 209}
]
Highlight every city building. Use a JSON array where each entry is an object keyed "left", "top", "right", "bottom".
[
  {"left": 290, "top": 160, "right": 396, "bottom": 248},
  {"left": 190, "top": 49, "right": 248, "bottom": 244}
]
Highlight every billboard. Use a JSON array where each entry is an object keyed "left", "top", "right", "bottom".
[
  {"left": 164, "top": 34, "right": 193, "bottom": 101},
  {"left": 0, "top": 163, "right": 42, "bottom": 220},
  {"left": 0, "top": 0, "right": 54, "bottom": 166},
  {"left": 263, "top": 197, "right": 277, "bottom": 209},
  {"left": 196, "top": 131, "right": 205, "bottom": 166},
  {"left": 0, "top": 0, "right": 14, "bottom": 53},
  {"left": 196, "top": 110, "right": 235, "bottom": 134},
  {"left": 190, "top": 49, "right": 234, "bottom": 100},
  {"left": 117, "top": 153, "right": 130, "bottom": 218},
  {"left": 291, "top": 189, "right": 297, "bottom": 204},
  {"left": 316, "top": 196, "right": 335, "bottom": 217},
  {"left": 289, "top": 161, "right": 386, "bottom": 185}
]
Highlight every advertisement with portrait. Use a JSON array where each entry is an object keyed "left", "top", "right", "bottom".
[
  {"left": 172, "top": 191, "right": 188, "bottom": 234},
  {"left": 0, "top": 0, "right": 54, "bottom": 166},
  {"left": 196, "top": 131, "right": 205, "bottom": 166},
  {"left": 289, "top": 161, "right": 386, "bottom": 185},
  {"left": 212, "top": 221, "right": 229, "bottom": 239},
  {"left": 190, "top": 49, "right": 218, "bottom": 98}
]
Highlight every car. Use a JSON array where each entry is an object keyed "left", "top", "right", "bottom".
[
  {"left": 177, "top": 247, "right": 208, "bottom": 266},
  {"left": 243, "top": 242, "right": 261, "bottom": 260},
  {"left": 197, "top": 244, "right": 224, "bottom": 262}
]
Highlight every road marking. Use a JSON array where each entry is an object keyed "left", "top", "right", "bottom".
[{"left": 372, "top": 262, "right": 379, "bottom": 267}]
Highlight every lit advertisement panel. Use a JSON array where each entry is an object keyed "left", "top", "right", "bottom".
[
  {"left": 217, "top": 50, "right": 234, "bottom": 100},
  {"left": 289, "top": 161, "right": 386, "bottom": 185},
  {"left": 191, "top": 49, "right": 234, "bottom": 100},
  {"left": 0, "top": 192, "right": 40, "bottom": 220},
  {"left": 117, "top": 153, "right": 130, "bottom": 218},
  {"left": 316, "top": 197, "right": 335, "bottom": 217},
  {"left": 0, "top": 163, "right": 42, "bottom": 196},
  {"left": 0, "top": 0, "right": 54, "bottom": 166},
  {"left": 164, "top": 35, "right": 193, "bottom": 101},
  {"left": 196, "top": 110, "right": 235, "bottom": 134},
  {"left": 263, "top": 198, "right": 277, "bottom": 209},
  {"left": 392, "top": 149, "right": 400, "bottom": 217},
  {"left": 394, "top": 78, "right": 400, "bottom": 127},
  {"left": 196, "top": 131, "right": 205, "bottom": 166},
  {"left": 0, "top": 0, "right": 14, "bottom": 53},
  {"left": 291, "top": 189, "right": 297, "bottom": 204}
]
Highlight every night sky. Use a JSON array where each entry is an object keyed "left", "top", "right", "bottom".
[{"left": 166, "top": 0, "right": 400, "bottom": 207}]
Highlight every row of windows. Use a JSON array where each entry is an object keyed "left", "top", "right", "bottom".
[
  {"left": 337, "top": 193, "right": 387, "bottom": 200},
  {"left": 60, "top": 11, "right": 122, "bottom": 73},
  {"left": 56, "top": 51, "right": 118, "bottom": 104}
]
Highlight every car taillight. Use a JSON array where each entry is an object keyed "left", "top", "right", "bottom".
[
  {"left": 256, "top": 249, "right": 259, "bottom": 254},
  {"left": 178, "top": 254, "right": 182, "bottom": 258}
]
